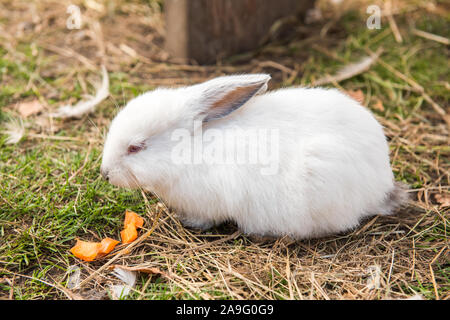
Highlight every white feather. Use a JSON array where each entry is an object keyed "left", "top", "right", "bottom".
[
  {"left": 403, "top": 294, "right": 424, "bottom": 300},
  {"left": 111, "top": 267, "right": 137, "bottom": 287},
  {"left": 366, "top": 265, "right": 382, "bottom": 290},
  {"left": 110, "top": 284, "right": 132, "bottom": 299},
  {"left": 66, "top": 265, "right": 81, "bottom": 289},
  {"left": 2, "top": 118, "right": 25, "bottom": 144},
  {"left": 51, "top": 65, "right": 109, "bottom": 118},
  {"left": 110, "top": 267, "right": 136, "bottom": 299},
  {"left": 313, "top": 54, "right": 380, "bottom": 86}
]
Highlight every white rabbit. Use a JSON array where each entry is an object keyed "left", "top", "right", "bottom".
[{"left": 101, "top": 74, "right": 408, "bottom": 239}]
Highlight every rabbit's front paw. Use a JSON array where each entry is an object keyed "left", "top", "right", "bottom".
[{"left": 177, "top": 215, "right": 214, "bottom": 231}]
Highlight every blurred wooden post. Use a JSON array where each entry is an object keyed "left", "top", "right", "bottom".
[{"left": 165, "top": 0, "right": 312, "bottom": 64}]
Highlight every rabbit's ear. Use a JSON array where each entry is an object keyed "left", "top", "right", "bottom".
[{"left": 192, "top": 74, "right": 271, "bottom": 122}]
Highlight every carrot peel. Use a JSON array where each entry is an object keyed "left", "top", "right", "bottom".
[
  {"left": 70, "top": 237, "right": 119, "bottom": 262},
  {"left": 124, "top": 210, "right": 144, "bottom": 229},
  {"left": 70, "top": 210, "right": 144, "bottom": 261},
  {"left": 121, "top": 210, "right": 144, "bottom": 243},
  {"left": 98, "top": 237, "right": 120, "bottom": 255},
  {"left": 120, "top": 223, "right": 138, "bottom": 243},
  {"left": 70, "top": 240, "right": 101, "bottom": 262}
]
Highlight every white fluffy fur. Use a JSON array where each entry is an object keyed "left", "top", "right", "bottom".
[{"left": 101, "top": 74, "right": 406, "bottom": 239}]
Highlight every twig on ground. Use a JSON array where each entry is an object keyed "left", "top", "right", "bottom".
[
  {"left": 385, "top": 1, "right": 403, "bottom": 43},
  {"left": 411, "top": 28, "right": 450, "bottom": 45}
]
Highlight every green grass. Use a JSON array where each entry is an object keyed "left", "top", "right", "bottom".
[
  {"left": 0, "top": 2, "right": 449, "bottom": 300},
  {"left": 0, "top": 38, "right": 151, "bottom": 298}
]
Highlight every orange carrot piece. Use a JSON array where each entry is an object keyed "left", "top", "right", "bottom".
[
  {"left": 70, "top": 210, "right": 145, "bottom": 261},
  {"left": 70, "top": 240, "right": 101, "bottom": 262},
  {"left": 124, "top": 210, "right": 144, "bottom": 229},
  {"left": 120, "top": 223, "right": 138, "bottom": 243},
  {"left": 98, "top": 237, "right": 120, "bottom": 255},
  {"left": 70, "top": 237, "right": 120, "bottom": 261}
]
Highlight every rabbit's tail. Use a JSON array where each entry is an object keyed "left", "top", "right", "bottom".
[{"left": 379, "top": 181, "right": 410, "bottom": 215}]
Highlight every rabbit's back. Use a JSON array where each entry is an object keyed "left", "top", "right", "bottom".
[{"left": 174, "top": 88, "right": 397, "bottom": 237}]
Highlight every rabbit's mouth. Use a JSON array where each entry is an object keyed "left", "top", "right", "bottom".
[{"left": 105, "top": 168, "right": 141, "bottom": 190}]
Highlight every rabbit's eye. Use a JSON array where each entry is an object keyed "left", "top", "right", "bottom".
[{"left": 127, "top": 144, "right": 144, "bottom": 154}]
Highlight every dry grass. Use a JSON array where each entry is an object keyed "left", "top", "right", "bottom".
[{"left": 0, "top": 0, "right": 448, "bottom": 300}]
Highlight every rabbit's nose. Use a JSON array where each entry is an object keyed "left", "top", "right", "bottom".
[{"left": 100, "top": 167, "right": 109, "bottom": 181}]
